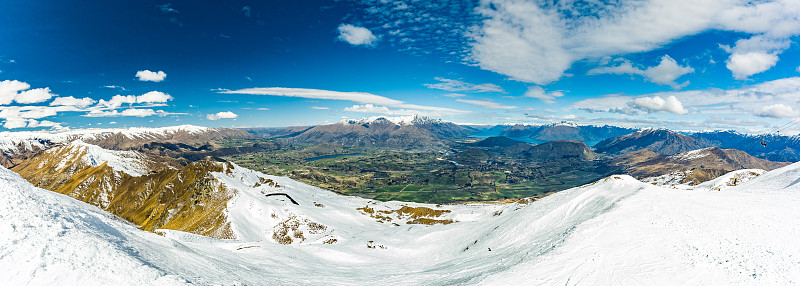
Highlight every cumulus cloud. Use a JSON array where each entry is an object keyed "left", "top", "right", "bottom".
[
  {"left": 0, "top": 105, "right": 76, "bottom": 129},
  {"left": 523, "top": 86, "right": 564, "bottom": 104},
  {"left": 97, "top": 91, "right": 173, "bottom": 108},
  {"left": 424, "top": 78, "right": 505, "bottom": 93},
  {"left": 219, "top": 87, "right": 467, "bottom": 115},
  {"left": 206, "top": 111, "right": 238, "bottom": 120},
  {"left": 632, "top": 96, "right": 689, "bottom": 115},
  {"left": 135, "top": 70, "right": 167, "bottom": 82},
  {"left": 589, "top": 55, "right": 694, "bottom": 88},
  {"left": 723, "top": 35, "right": 790, "bottom": 80},
  {"left": 337, "top": 24, "right": 378, "bottom": 46},
  {"left": 50, "top": 96, "right": 96, "bottom": 108},
  {"left": 456, "top": 99, "right": 517, "bottom": 110},
  {"left": 0, "top": 80, "right": 56, "bottom": 105},
  {"left": 0, "top": 80, "right": 31, "bottom": 105},
  {"left": 468, "top": 0, "right": 800, "bottom": 84},
  {"left": 755, "top": 103, "right": 798, "bottom": 118}
]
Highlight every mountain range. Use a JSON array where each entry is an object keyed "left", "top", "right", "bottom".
[{"left": 3, "top": 142, "right": 800, "bottom": 284}]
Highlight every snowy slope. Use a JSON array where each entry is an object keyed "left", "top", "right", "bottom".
[
  {"left": 3, "top": 159, "right": 800, "bottom": 285},
  {"left": 45, "top": 140, "right": 152, "bottom": 176}
]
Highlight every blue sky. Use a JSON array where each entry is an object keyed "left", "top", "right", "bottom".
[{"left": 1, "top": 0, "right": 800, "bottom": 133}]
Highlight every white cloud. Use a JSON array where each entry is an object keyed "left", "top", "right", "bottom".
[
  {"left": 727, "top": 52, "right": 780, "bottom": 80},
  {"left": 589, "top": 55, "right": 694, "bottom": 89},
  {"left": 0, "top": 80, "right": 31, "bottom": 105},
  {"left": 50, "top": 96, "right": 97, "bottom": 108},
  {"left": 309, "top": 106, "right": 330, "bottom": 110},
  {"left": 522, "top": 86, "right": 564, "bottom": 104},
  {"left": 207, "top": 111, "right": 238, "bottom": 120},
  {"left": 15, "top": 87, "right": 55, "bottom": 104},
  {"left": 724, "top": 35, "right": 790, "bottom": 80},
  {"left": 344, "top": 104, "right": 425, "bottom": 116},
  {"left": 468, "top": 0, "right": 800, "bottom": 84},
  {"left": 3, "top": 117, "right": 27, "bottom": 129},
  {"left": 26, "top": 119, "right": 61, "bottom": 128},
  {"left": 755, "top": 103, "right": 798, "bottom": 118},
  {"left": 219, "top": 87, "right": 468, "bottom": 115},
  {"left": 0, "top": 80, "right": 56, "bottom": 105},
  {"left": 158, "top": 3, "right": 178, "bottom": 14},
  {"left": 136, "top": 91, "right": 173, "bottom": 103},
  {"left": 85, "top": 109, "right": 170, "bottom": 118},
  {"left": 442, "top": 93, "right": 466, "bottom": 98},
  {"left": 337, "top": 24, "right": 378, "bottom": 46},
  {"left": 424, "top": 77, "right": 505, "bottom": 93},
  {"left": 573, "top": 77, "right": 800, "bottom": 118},
  {"left": 135, "top": 70, "right": 167, "bottom": 82},
  {"left": 456, "top": 99, "right": 517, "bottom": 110},
  {"left": 632, "top": 96, "right": 689, "bottom": 115},
  {"left": 97, "top": 91, "right": 173, "bottom": 108}
]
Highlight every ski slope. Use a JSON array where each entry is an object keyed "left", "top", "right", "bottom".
[{"left": 2, "top": 159, "right": 800, "bottom": 285}]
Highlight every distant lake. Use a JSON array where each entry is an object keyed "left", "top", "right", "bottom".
[{"left": 306, "top": 153, "right": 366, "bottom": 162}]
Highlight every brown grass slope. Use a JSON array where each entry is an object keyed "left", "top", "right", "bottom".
[
  {"left": 613, "top": 147, "right": 790, "bottom": 184},
  {"left": 11, "top": 145, "right": 238, "bottom": 239}
]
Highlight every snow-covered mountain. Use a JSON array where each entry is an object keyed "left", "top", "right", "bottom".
[
  {"left": 283, "top": 115, "right": 478, "bottom": 150},
  {"left": 3, "top": 141, "right": 800, "bottom": 284},
  {"left": 0, "top": 125, "right": 255, "bottom": 167}
]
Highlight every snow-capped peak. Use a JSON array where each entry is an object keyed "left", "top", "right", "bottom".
[{"left": 339, "top": 114, "right": 445, "bottom": 126}]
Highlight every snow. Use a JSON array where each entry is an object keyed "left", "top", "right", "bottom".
[
  {"left": 0, "top": 125, "right": 212, "bottom": 155},
  {"left": 673, "top": 147, "right": 713, "bottom": 160},
  {"left": 3, "top": 155, "right": 800, "bottom": 284},
  {"left": 68, "top": 140, "right": 151, "bottom": 177},
  {"left": 340, "top": 114, "right": 444, "bottom": 126}
]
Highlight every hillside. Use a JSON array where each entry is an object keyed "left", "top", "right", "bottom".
[
  {"left": 499, "top": 122, "right": 635, "bottom": 145},
  {"left": 691, "top": 130, "right": 800, "bottom": 162},
  {"left": 469, "top": 136, "right": 524, "bottom": 148},
  {"left": 0, "top": 125, "right": 257, "bottom": 168},
  {"left": 284, "top": 115, "right": 477, "bottom": 150},
  {"left": 614, "top": 147, "right": 789, "bottom": 185},
  {"left": 594, "top": 128, "right": 707, "bottom": 155},
  {"left": 4, "top": 154, "right": 800, "bottom": 284},
  {"left": 503, "top": 140, "right": 598, "bottom": 161}
]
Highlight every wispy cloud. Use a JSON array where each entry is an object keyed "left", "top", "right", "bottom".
[
  {"left": 456, "top": 99, "right": 517, "bottom": 110},
  {"left": 219, "top": 87, "right": 468, "bottom": 115},
  {"left": 158, "top": 3, "right": 178, "bottom": 14},
  {"left": 588, "top": 55, "right": 694, "bottom": 89},
  {"left": 522, "top": 86, "right": 563, "bottom": 104},
  {"left": 344, "top": 104, "right": 433, "bottom": 116},
  {"left": 572, "top": 77, "right": 800, "bottom": 117},
  {"left": 424, "top": 77, "right": 505, "bottom": 93},
  {"left": 309, "top": 106, "right": 330, "bottom": 110},
  {"left": 468, "top": 0, "right": 800, "bottom": 84}
]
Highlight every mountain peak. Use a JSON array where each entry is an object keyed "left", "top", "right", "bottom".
[{"left": 339, "top": 114, "right": 445, "bottom": 126}]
